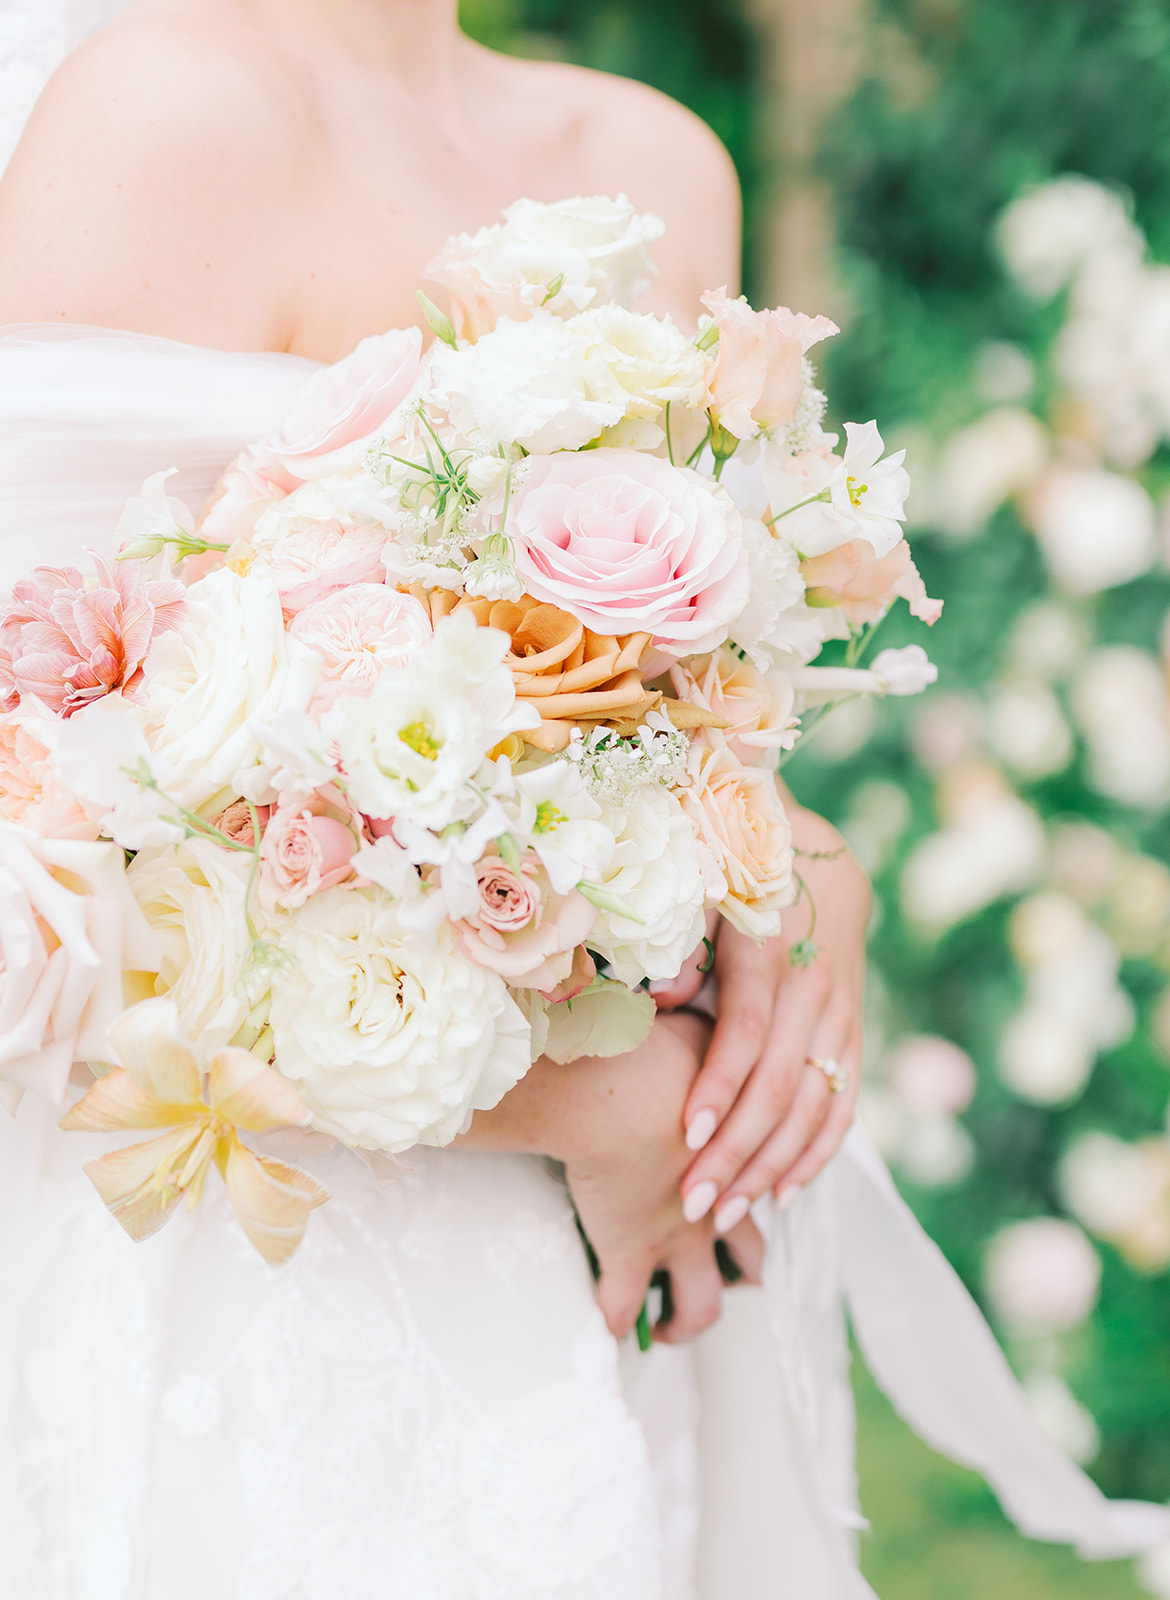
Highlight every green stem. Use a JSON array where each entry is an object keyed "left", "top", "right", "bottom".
[{"left": 664, "top": 402, "right": 676, "bottom": 467}]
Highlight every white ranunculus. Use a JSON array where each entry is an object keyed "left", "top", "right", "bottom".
[
  {"left": 424, "top": 194, "right": 665, "bottom": 340},
  {"left": 127, "top": 837, "right": 261, "bottom": 1050},
  {"left": 429, "top": 312, "right": 625, "bottom": 455},
  {"left": 588, "top": 786, "right": 707, "bottom": 985},
  {"left": 1029, "top": 466, "right": 1156, "bottom": 595},
  {"left": 567, "top": 304, "right": 709, "bottom": 439},
  {"left": 984, "top": 1217, "right": 1101, "bottom": 1336},
  {"left": 334, "top": 612, "right": 538, "bottom": 829},
  {"left": 0, "top": 825, "right": 158, "bottom": 1108},
  {"left": 137, "top": 568, "right": 319, "bottom": 812},
  {"left": 269, "top": 886, "right": 531, "bottom": 1151}
]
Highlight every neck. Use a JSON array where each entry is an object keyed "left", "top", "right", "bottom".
[{"left": 244, "top": 0, "right": 465, "bottom": 89}]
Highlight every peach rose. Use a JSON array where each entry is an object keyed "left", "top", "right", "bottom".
[
  {"left": 668, "top": 648, "right": 799, "bottom": 764},
  {"left": 266, "top": 329, "right": 424, "bottom": 484},
  {"left": 289, "top": 584, "right": 433, "bottom": 712},
  {"left": 208, "top": 798, "right": 270, "bottom": 849},
  {"left": 0, "top": 714, "right": 96, "bottom": 839},
  {"left": 800, "top": 537, "right": 943, "bottom": 626},
  {"left": 457, "top": 852, "right": 597, "bottom": 992},
  {"left": 507, "top": 448, "right": 749, "bottom": 657},
  {"left": 269, "top": 522, "right": 388, "bottom": 616},
  {"left": 259, "top": 789, "right": 360, "bottom": 911},
  {"left": 701, "top": 288, "right": 837, "bottom": 441},
  {"left": 678, "top": 744, "right": 795, "bottom": 939}
]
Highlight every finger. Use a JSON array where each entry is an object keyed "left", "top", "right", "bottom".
[
  {"left": 720, "top": 1214, "right": 765, "bottom": 1285},
  {"left": 680, "top": 960, "right": 833, "bottom": 1208},
  {"left": 595, "top": 1248, "right": 658, "bottom": 1343},
  {"left": 652, "top": 1231, "right": 724, "bottom": 1345},
  {"left": 709, "top": 1067, "right": 834, "bottom": 1228},
  {"left": 682, "top": 929, "right": 791, "bottom": 1149},
  {"left": 774, "top": 1030, "right": 862, "bottom": 1202},
  {"left": 649, "top": 909, "right": 719, "bottom": 1011}
]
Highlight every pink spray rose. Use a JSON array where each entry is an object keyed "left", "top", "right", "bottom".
[
  {"left": 508, "top": 448, "right": 750, "bottom": 657},
  {"left": 457, "top": 852, "right": 598, "bottom": 993},
  {"left": 0, "top": 713, "right": 96, "bottom": 839},
  {"left": 701, "top": 288, "right": 838, "bottom": 441},
  {"left": 800, "top": 537, "right": 943, "bottom": 627},
  {"left": 268, "top": 522, "right": 388, "bottom": 615},
  {"left": 259, "top": 789, "right": 360, "bottom": 911},
  {"left": 289, "top": 584, "right": 433, "bottom": 711},
  {"left": 0, "top": 556, "right": 186, "bottom": 717},
  {"left": 209, "top": 798, "right": 270, "bottom": 849}
]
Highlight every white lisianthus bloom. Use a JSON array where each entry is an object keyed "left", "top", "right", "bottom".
[
  {"left": 51, "top": 693, "right": 185, "bottom": 850},
  {"left": 588, "top": 785, "right": 707, "bottom": 985},
  {"left": 269, "top": 886, "right": 531, "bottom": 1151},
  {"left": 127, "top": 837, "right": 261, "bottom": 1050},
  {"left": 763, "top": 423, "right": 909, "bottom": 559},
  {"left": 334, "top": 612, "right": 539, "bottom": 828},
  {"left": 429, "top": 312, "right": 625, "bottom": 455},
  {"left": 423, "top": 194, "right": 665, "bottom": 340},
  {"left": 504, "top": 762, "right": 615, "bottom": 894},
  {"left": 137, "top": 568, "right": 319, "bottom": 813},
  {"left": 566, "top": 304, "right": 709, "bottom": 442}
]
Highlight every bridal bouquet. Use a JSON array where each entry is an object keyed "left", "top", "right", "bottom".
[{"left": 0, "top": 195, "right": 940, "bottom": 1263}]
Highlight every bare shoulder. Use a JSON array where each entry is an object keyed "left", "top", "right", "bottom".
[
  {"left": 0, "top": 13, "right": 313, "bottom": 345},
  {"left": 489, "top": 52, "right": 742, "bottom": 317}
]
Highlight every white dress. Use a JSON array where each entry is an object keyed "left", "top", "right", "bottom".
[{"left": 1, "top": 323, "right": 1167, "bottom": 1600}]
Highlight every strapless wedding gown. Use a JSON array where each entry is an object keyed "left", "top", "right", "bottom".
[{"left": 0, "top": 324, "right": 1165, "bottom": 1600}]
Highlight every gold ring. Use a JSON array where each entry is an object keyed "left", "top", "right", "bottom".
[{"left": 808, "top": 1057, "right": 850, "bottom": 1095}]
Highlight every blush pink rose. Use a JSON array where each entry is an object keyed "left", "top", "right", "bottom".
[
  {"left": 669, "top": 648, "right": 799, "bottom": 765},
  {"left": 457, "top": 852, "right": 597, "bottom": 992},
  {"left": 259, "top": 790, "right": 360, "bottom": 911},
  {"left": 701, "top": 288, "right": 837, "bottom": 441},
  {"left": 265, "top": 329, "right": 424, "bottom": 484},
  {"left": 268, "top": 523, "right": 388, "bottom": 616},
  {"left": 209, "top": 798, "right": 270, "bottom": 849},
  {"left": 678, "top": 744, "right": 795, "bottom": 940},
  {"left": 289, "top": 584, "right": 433, "bottom": 711},
  {"left": 800, "top": 537, "right": 944, "bottom": 627},
  {"left": 0, "top": 557, "right": 186, "bottom": 718},
  {"left": 508, "top": 448, "right": 750, "bottom": 657},
  {"left": 0, "top": 714, "right": 96, "bottom": 839}
]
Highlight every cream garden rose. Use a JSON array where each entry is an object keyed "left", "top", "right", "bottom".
[
  {"left": 678, "top": 744, "right": 795, "bottom": 939},
  {"left": 269, "top": 886, "right": 532, "bottom": 1151}
]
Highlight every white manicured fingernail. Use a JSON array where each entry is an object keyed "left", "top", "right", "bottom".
[
  {"left": 685, "top": 1108, "right": 718, "bottom": 1151},
  {"left": 683, "top": 1180, "right": 718, "bottom": 1224},
  {"left": 714, "top": 1194, "right": 750, "bottom": 1234},
  {"left": 777, "top": 1185, "right": 801, "bottom": 1212}
]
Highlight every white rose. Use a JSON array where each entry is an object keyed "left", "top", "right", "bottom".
[
  {"left": 127, "top": 837, "right": 260, "bottom": 1049},
  {"left": 334, "top": 612, "right": 537, "bottom": 828},
  {"left": 269, "top": 886, "right": 531, "bottom": 1151},
  {"left": 428, "top": 312, "right": 625, "bottom": 455},
  {"left": 138, "top": 569, "right": 318, "bottom": 812},
  {"left": 0, "top": 825, "right": 158, "bottom": 1109},
  {"left": 424, "top": 193, "right": 665, "bottom": 340},
  {"left": 588, "top": 786, "right": 707, "bottom": 985}
]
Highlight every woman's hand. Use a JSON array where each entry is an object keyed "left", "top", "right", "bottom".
[
  {"left": 652, "top": 791, "right": 869, "bottom": 1233},
  {"left": 458, "top": 1011, "right": 763, "bottom": 1343}
]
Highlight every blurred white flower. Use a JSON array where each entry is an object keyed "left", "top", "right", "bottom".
[
  {"left": 897, "top": 1111, "right": 975, "bottom": 1188},
  {"left": 997, "top": 176, "right": 1139, "bottom": 301},
  {"left": 1138, "top": 1534, "right": 1170, "bottom": 1600},
  {"left": 910, "top": 693, "right": 984, "bottom": 771},
  {"left": 1021, "top": 1373, "right": 1100, "bottom": 1466},
  {"left": 1048, "top": 821, "right": 1120, "bottom": 907},
  {"left": 808, "top": 693, "right": 878, "bottom": 763},
  {"left": 890, "top": 1034, "right": 977, "bottom": 1115},
  {"left": 986, "top": 680, "right": 1073, "bottom": 779},
  {"left": 974, "top": 342, "right": 1036, "bottom": 405},
  {"left": 901, "top": 791, "right": 1045, "bottom": 931},
  {"left": 928, "top": 407, "right": 1049, "bottom": 541},
  {"left": 870, "top": 644, "right": 938, "bottom": 696},
  {"left": 984, "top": 1217, "right": 1101, "bottom": 1336},
  {"left": 1029, "top": 467, "right": 1157, "bottom": 596},
  {"left": 1059, "top": 1132, "right": 1170, "bottom": 1271},
  {"left": 1071, "top": 647, "right": 1170, "bottom": 808},
  {"left": 840, "top": 779, "right": 912, "bottom": 873},
  {"left": 1006, "top": 600, "right": 1090, "bottom": 684},
  {"left": 998, "top": 1008, "right": 1096, "bottom": 1106}
]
